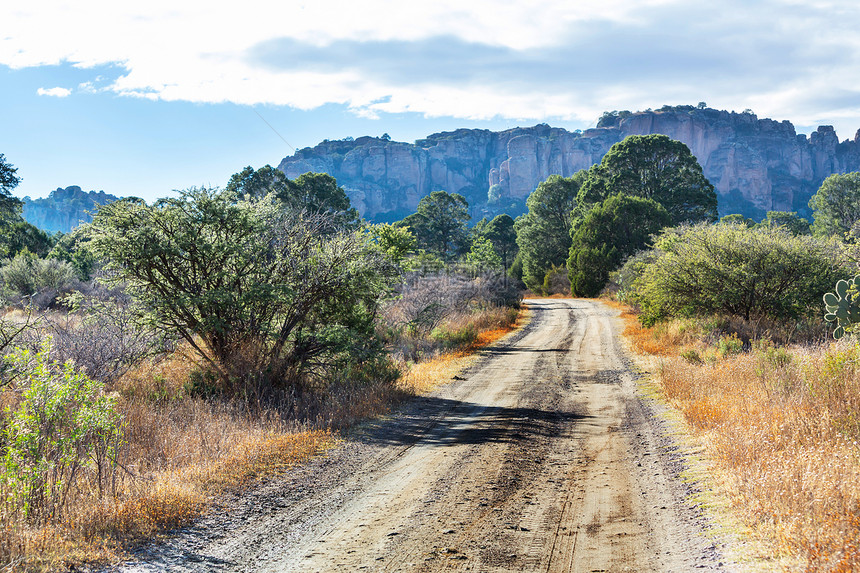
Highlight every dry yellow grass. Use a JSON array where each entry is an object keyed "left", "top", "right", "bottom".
[
  {"left": 614, "top": 302, "right": 860, "bottom": 571},
  {"left": 401, "top": 305, "right": 525, "bottom": 395},
  {"left": 1, "top": 305, "right": 524, "bottom": 572}
]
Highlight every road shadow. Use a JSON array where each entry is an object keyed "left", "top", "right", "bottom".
[{"left": 355, "top": 395, "right": 588, "bottom": 448}]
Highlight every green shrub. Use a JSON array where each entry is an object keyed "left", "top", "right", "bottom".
[
  {"left": 1, "top": 337, "right": 123, "bottom": 522},
  {"left": 718, "top": 333, "right": 744, "bottom": 356},
  {"left": 0, "top": 251, "right": 77, "bottom": 298},
  {"left": 629, "top": 223, "right": 847, "bottom": 325},
  {"left": 680, "top": 349, "right": 703, "bottom": 364},
  {"left": 430, "top": 325, "right": 478, "bottom": 349}
]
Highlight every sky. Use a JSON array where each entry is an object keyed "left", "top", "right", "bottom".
[{"left": 1, "top": 0, "right": 859, "bottom": 202}]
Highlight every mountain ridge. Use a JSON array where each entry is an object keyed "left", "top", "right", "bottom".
[
  {"left": 22, "top": 186, "right": 119, "bottom": 234},
  {"left": 278, "top": 105, "right": 860, "bottom": 222}
]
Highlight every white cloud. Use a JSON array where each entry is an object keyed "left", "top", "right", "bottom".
[
  {"left": 3, "top": 0, "right": 860, "bottom": 136},
  {"left": 36, "top": 86, "right": 71, "bottom": 97}
]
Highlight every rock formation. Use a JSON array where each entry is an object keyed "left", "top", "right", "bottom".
[
  {"left": 277, "top": 106, "right": 860, "bottom": 222},
  {"left": 22, "top": 186, "right": 118, "bottom": 234}
]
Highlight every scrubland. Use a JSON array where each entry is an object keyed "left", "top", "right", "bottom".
[
  {"left": 0, "top": 275, "right": 521, "bottom": 572},
  {"left": 614, "top": 302, "right": 860, "bottom": 571}
]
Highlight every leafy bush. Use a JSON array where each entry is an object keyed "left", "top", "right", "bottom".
[
  {"left": 431, "top": 325, "right": 479, "bottom": 349},
  {"left": 0, "top": 251, "right": 77, "bottom": 304},
  {"left": 89, "top": 189, "right": 397, "bottom": 393},
  {"left": 717, "top": 333, "right": 744, "bottom": 356},
  {"left": 1, "top": 338, "right": 123, "bottom": 522},
  {"left": 626, "top": 223, "right": 846, "bottom": 325}
]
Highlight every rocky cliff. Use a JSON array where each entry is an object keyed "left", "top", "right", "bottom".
[
  {"left": 22, "top": 186, "right": 118, "bottom": 234},
  {"left": 277, "top": 106, "right": 860, "bottom": 222}
]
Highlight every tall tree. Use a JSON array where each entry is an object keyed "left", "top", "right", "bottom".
[
  {"left": 400, "top": 191, "right": 470, "bottom": 261},
  {"left": 483, "top": 214, "right": 518, "bottom": 276},
  {"left": 0, "top": 155, "right": 53, "bottom": 258},
  {"left": 567, "top": 194, "right": 670, "bottom": 297},
  {"left": 225, "top": 164, "right": 289, "bottom": 199},
  {"left": 577, "top": 134, "right": 717, "bottom": 225},
  {"left": 514, "top": 173, "right": 583, "bottom": 291},
  {"left": 809, "top": 172, "right": 860, "bottom": 237},
  {"left": 0, "top": 153, "right": 23, "bottom": 223},
  {"left": 279, "top": 172, "right": 360, "bottom": 228},
  {"left": 227, "top": 166, "right": 359, "bottom": 228}
]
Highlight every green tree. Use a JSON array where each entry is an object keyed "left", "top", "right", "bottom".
[
  {"left": 279, "top": 172, "right": 360, "bottom": 228},
  {"left": 366, "top": 223, "right": 417, "bottom": 265},
  {"left": 0, "top": 153, "right": 23, "bottom": 223},
  {"left": 400, "top": 191, "right": 470, "bottom": 261},
  {"left": 227, "top": 166, "right": 360, "bottom": 228},
  {"left": 631, "top": 223, "right": 845, "bottom": 324},
  {"left": 0, "top": 155, "right": 52, "bottom": 258},
  {"left": 577, "top": 134, "right": 717, "bottom": 225},
  {"left": 514, "top": 173, "right": 583, "bottom": 291},
  {"left": 48, "top": 225, "right": 98, "bottom": 281},
  {"left": 809, "top": 172, "right": 860, "bottom": 237},
  {"left": 466, "top": 236, "right": 502, "bottom": 269},
  {"left": 89, "top": 188, "right": 396, "bottom": 391},
  {"left": 483, "top": 214, "right": 518, "bottom": 277},
  {"left": 756, "top": 211, "right": 810, "bottom": 235},
  {"left": 568, "top": 194, "right": 671, "bottom": 297},
  {"left": 720, "top": 213, "right": 755, "bottom": 227},
  {"left": 225, "top": 164, "right": 289, "bottom": 199},
  {"left": 0, "top": 220, "right": 53, "bottom": 258}
]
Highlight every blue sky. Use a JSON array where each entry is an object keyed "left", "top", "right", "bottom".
[{"left": 2, "top": 0, "right": 859, "bottom": 201}]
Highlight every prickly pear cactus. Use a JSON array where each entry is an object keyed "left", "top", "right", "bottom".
[{"left": 823, "top": 275, "right": 860, "bottom": 339}]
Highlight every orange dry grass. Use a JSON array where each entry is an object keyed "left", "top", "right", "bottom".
[
  {"left": 613, "top": 302, "right": 860, "bottom": 570},
  {"left": 401, "top": 306, "right": 525, "bottom": 395},
  {"left": 606, "top": 301, "right": 704, "bottom": 356}
]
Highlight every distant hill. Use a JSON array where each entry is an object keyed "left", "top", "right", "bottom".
[
  {"left": 278, "top": 105, "right": 860, "bottom": 222},
  {"left": 22, "top": 186, "right": 119, "bottom": 234}
]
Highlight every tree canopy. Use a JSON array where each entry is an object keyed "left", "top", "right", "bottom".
[
  {"left": 400, "top": 191, "right": 470, "bottom": 261},
  {"left": 225, "top": 164, "right": 289, "bottom": 199},
  {"left": 568, "top": 194, "right": 670, "bottom": 297},
  {"left": 226, "top": 166, "right": 359, "bottom": 228},
  {"left": 514, "top": 173, "right": 583, "bottom": 290},
  {"left": 0, "top": 155, "right": 54, "bottom": 258},
  {"left": 577, "top": 134, "right": 717, "bottom": 225},
  {"left": 483, "top": 214, "right": 518, "bottom": 275},
  {"left": 809, "top": 172, "right": 860, "bottom": 237},
  {"left": 757, "top": 210, "right": 810, "bottom": 236},
  {"left": 0, "top": 153, "right": 23, "bottom": 223}
]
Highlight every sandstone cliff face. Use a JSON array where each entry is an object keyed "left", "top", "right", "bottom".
[
  {"left": 277, "top": 107, "right": 860, "bottom": 221},
  {"left": 22, "top": 186, "right": 118, "bottom": 234}
]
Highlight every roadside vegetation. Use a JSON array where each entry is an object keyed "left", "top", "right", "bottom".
[
  {"left": 599, "top": 173, "right": 860, "bottom": 570},
  {"left": 0, "top": 157, "right": 521, "bottom": 571}
]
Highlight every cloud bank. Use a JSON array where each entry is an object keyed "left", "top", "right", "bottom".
[{"left": 3, "top": 0, "right": 859, "bottom": 134}]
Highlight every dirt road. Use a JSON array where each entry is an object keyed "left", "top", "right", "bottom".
[{"left": 117, "top": 299, "right": 729, "bottom": 572}]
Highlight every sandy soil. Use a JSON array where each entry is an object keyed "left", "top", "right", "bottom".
[{"left": 112, "top": 299, "right": 731, "bottom": 572}]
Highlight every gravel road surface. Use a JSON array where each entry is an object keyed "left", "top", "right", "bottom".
[{"left": 113, "top": 299, "right": 730, "bottom": 572}]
